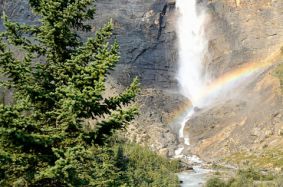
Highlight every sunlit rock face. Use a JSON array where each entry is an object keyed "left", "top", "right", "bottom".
[
  {"left": 205, "top": 0, "right": 283, "bottom": 77},
  {"left": 185, "top": 0, "right": 283, "bottom": 162}
]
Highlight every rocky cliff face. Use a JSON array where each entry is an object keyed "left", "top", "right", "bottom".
[
  {"left": 92, "top": 0, "right": 182, "bottom": 157},
  {"left": 205, "top": 0, "right": 283, "bottom": 76},
  {"left": 0, "top": 0, "right": 178, "bottom": 88},
  {"left": 94, "top": 0, "right": 178, "bottom": 89}
]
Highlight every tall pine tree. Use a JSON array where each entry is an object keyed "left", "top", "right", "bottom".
[{"left": 0, "top": 0, "right": 139, "bottom": 186}]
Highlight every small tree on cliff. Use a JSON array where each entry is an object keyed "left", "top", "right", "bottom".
[{"left": 0, "top": 0, "right": 139, "bottom": 186}]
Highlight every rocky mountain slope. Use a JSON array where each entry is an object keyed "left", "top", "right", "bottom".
[
  {"left": 185, "top": 0, "right": 283, "bottom": 167},
  {"left": 1, "top": 0, "right": 283, "bottom": 166}
]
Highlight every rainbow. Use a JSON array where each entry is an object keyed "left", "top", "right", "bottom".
[{"left": 170, "top": 49, "right": 283, "bottom": 126}]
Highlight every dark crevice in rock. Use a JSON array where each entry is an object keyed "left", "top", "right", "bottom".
[
  {"left": 132, "top": 47, "right": 150, "bottom": 64},
  {"left": 157, "top": 4, "right": 168, "bottom": 40},
  {"left": 132, "top": 43, "right": 159, "bottom": 64}
]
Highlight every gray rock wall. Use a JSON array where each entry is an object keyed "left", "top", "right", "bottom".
[{"left": 93, "top": 0, "right": 178, "bottom": 89}]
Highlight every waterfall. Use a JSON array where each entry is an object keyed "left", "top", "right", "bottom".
[
  {"left": 174, "top": 0, "right": 277, "bottom": 152},
  {"left": 174, "top": 1, "right": 280, "bottom": 185},
  {"left": 176, "top": 0, "right": 207, "bottom": 107},
  {"left": 175, "top": 0, "right": 208, "bottom": 154}
]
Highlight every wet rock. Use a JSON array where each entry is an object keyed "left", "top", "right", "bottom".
[
  {"left": 180, "top": 162, "right": 194, "bottom": 172},
  {"left": 193, "top": 107, "right": 202, "bottom": 112}
]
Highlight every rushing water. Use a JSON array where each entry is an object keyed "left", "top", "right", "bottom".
[
  {"left": 176, "top": 0, "right": 207, "bottom": 107},
  {"left": 178, "top": 166, "right": 210, "bottom": 187},
  {"left": 175, "top": 0, "right": 207, "bottom": 154}
]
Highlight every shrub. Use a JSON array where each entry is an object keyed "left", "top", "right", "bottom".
[
  {"left": 117, "top": 144, "right": 180, "bottom": 187},
  {"left": 206, "top": 177, "right": 227, "bottom": 187}
]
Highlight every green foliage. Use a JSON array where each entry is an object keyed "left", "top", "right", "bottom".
[
  {"left": 226, "top": 175, "right": 253, "bottom": 187},
  {"left": 206, "top": 176, "right": 253, "bottom": 187},
  {"left": 225, "top": 149, "right": 283, "bottom": 169},
  {"left": 206, "top": 167, "right": 278, "bottom": 187},
  {"left": 237, "top": 168, "right": 263, "bottom": 181},
  {"left": 206, "top": 177, "right": 227, "bottom": 187},
  {"left": 117, "top": 144, "right": 180, "bottom": 187},
  {"left": 274, "top": 174, "right": 283, "bottom": 186},
  {"left": 273, "top": 63, "right": 283, "bottom": 93},
  {"left": 0, "top": 0, "right": 140, "bottom": 186}
]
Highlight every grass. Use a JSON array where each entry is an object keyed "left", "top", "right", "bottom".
[
  {"left": 273, "top": 62, "right": 283, "bottom": 93},
  {"left": 206, "top": 167, "right": 282, "bottom": 187},
  {"left": 211, "top": 148, "right": 283, "bottom": 186},
  {"left": 224, "top": 148, "right": 283, "bottom": 170}
]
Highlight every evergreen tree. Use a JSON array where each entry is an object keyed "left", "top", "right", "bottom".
[{"left": 0, "top": 0, "right": 139, "bottom": 186}]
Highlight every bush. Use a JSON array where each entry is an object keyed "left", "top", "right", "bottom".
[
  {"left": 206, "top": 177, "right": 227, "bottom": 187},
  {"left": 206, "top": 176, "right": 253, "bottom": 187},
  {"left": 226, "top": 176, "right": 253, "bottom": 187},
  {"left": 115, "top": 144, "right": 180, "bottom": 187},
  {"left": 237, "top": 168, "right": 261, "bottom": 180},
  {"left": 274, "top": 174, "right": 283, "bottom": 186},
  {"left": 206, "top": 167, "right": 278, "bottom": 187}
]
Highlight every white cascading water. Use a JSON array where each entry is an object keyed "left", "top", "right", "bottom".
[
  {"left": 175, "top": 0, "right": 208, "bottom": 155},
  {"left": 176, "top": 0, "right": 207, "bottom": 106}
]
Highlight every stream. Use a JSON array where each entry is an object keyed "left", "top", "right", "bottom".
[
  {"left": 174, "top": 109, "right": 211, "bottom": 187},
  {"left": 175, "top": 145, "right": 211, "bottom": 187},
  {"left": 178, "top": 166, "right": 210, "bottom": 187}
]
